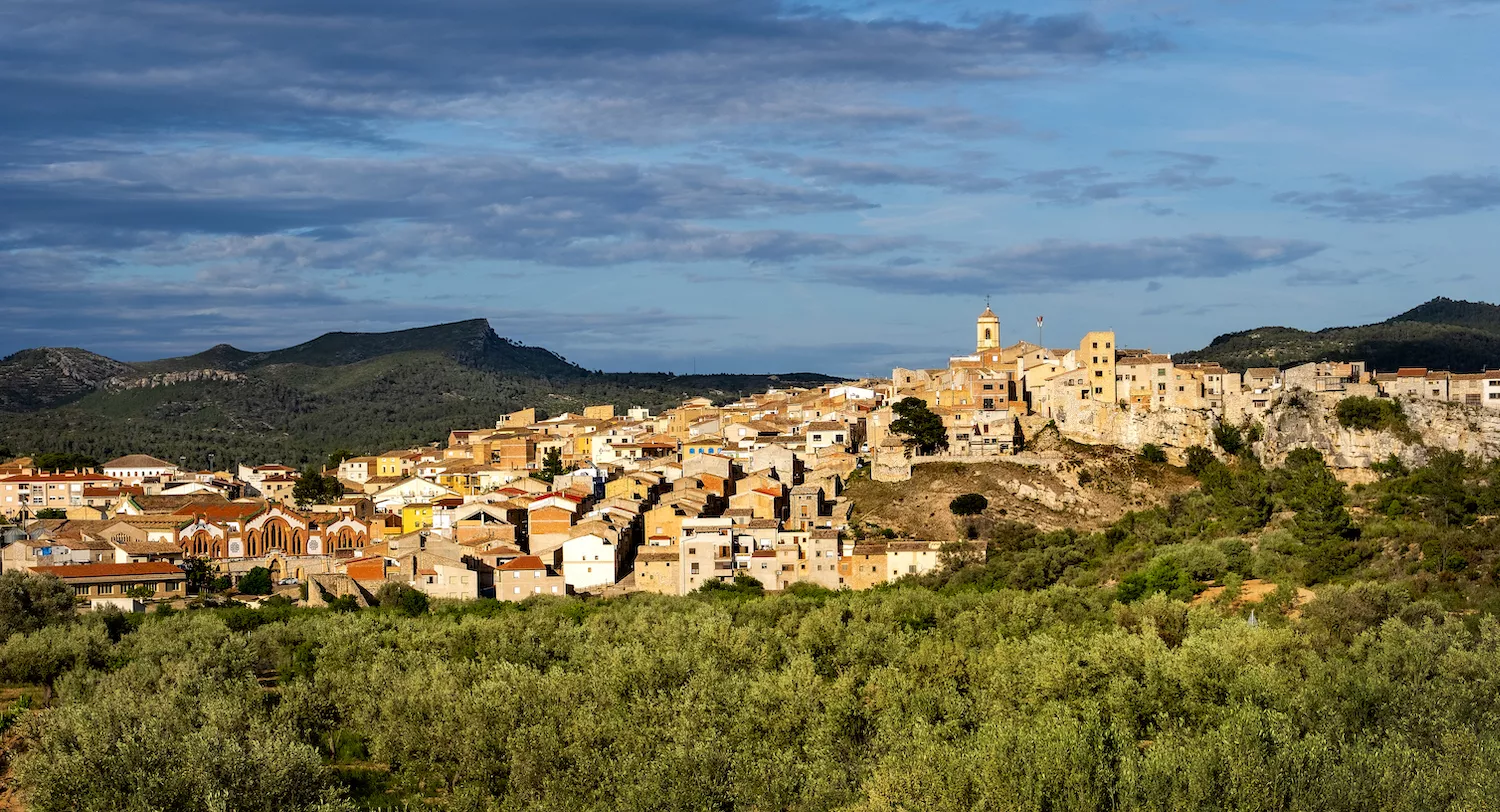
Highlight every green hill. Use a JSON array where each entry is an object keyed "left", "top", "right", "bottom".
[
  {"left": 1176, "top": 297, "right": 1500, "bottom": 372},
  {"left": 0, "top": 321, "right": 840, "bottom": 466}
]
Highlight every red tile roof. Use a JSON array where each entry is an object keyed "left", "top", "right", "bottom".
[
  {"left": 497, "top": 555, "right": 547, "bottom": 571},
  {"left": 31, "top": 562, "right": 183, "bottom": 579}
]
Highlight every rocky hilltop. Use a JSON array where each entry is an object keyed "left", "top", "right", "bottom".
[
  {"left": 0, "top": 347, "right": 137, "bottom": 410},
  {"left": 1037, "top": 390, "right": 1500, "bottom": 480},
  {"left": 1177, "top": 297, "right": 1500, "bottom": 372}
]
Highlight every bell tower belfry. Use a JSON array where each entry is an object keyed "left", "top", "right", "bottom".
[{"left": 976, "top": 302, "right": 1000, "bottom": 352}]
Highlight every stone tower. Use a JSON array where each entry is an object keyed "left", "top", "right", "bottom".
[{"left": 976, "top": 305, "right": 1000, "bottom": 352}]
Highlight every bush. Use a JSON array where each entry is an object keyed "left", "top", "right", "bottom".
[
  {"left": 1116, "top": 559, "right": 1198, "bottom": 603},
  {"left": 1140, "top": 444, "right": 1168, "bottom": 463},
  {"left": 1336, "top": 396, "right": 1406, "bottom": 433},
  {"left": 1213, "top": 422, "right": 1245, "bottom": 455},
  {"left": 0, "top": 571, "right": 77, "bottom": 640},
  {"left": 376, "top": 583, "right": 430, "bottom": 616},
  {"left": 327, "top": 595, "right": 360, "bottom": 613},
  {"left": 949, "top": 493, "right": 989, "bottom": 516},
  {"left": 1184, "top": 445, "right": 1216, "bottom": 476},
  {"left": 236, "top": 567, "right": 274, "bottom": 595}
]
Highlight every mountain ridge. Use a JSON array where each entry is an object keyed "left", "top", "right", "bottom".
[
  {"left": 0, "top": 320, "right": 843, "bottom": 465},
  {"left": 1176, "top": 297, "right": 1500, "bottom": 372}
]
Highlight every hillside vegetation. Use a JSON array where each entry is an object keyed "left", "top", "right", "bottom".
[
  {"left": 0, "top": 321, "right": 838, "bottom": 465},
  {"left": 2, "top": 581, "right": 1498, "bottom": 811},
  {"left": 1176, "top": 296, "right": 1500, "bottom": 372},
  {"left": 5, "top": 451, "right": 1500, "bottom": 809}
]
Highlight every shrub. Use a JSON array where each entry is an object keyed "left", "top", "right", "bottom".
[
  {"left": 1140, "top": 444, "right": 1168, "bottom": 463},
  {"left": 327, "top": 595, "right": 360, "bottom": 613},
  {"left": 1116, "top": 559, "right": 1198, "bottom": 603},
  {"left": 1213, "top": 422, "right": 1245, "bottom": 455},
  {"left": 1184, "top": 446, "right": 1216, "bottom": 476},
  {"left": 236, "top": 567, "right": 273, "bottom": 595},
  {"left": 949, "top": 493, "right": 989, "bottom": 516},
  {"left": 0, "top": 571, "right": 77, "bottom": 640},
  {"left": 376, "top": 582, "right": 430, "bottom": 616},
  {"left": 1336, "top": 396, "right": 1407, "bottom": 433}
]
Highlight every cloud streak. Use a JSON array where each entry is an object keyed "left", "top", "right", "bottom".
[
  {"left": 1275, "top": 173, "right": 1500, "bottom": 221},
  {"left": 818, "top": 235, "right": 1326, "bottom": 294}
]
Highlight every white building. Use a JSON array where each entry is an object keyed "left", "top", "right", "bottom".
[{"left": 101, "top": 455, "right": 179, "bottom": 485}]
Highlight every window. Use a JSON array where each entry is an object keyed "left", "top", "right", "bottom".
[
  {"left": 1095, "top": 370, "right": 1103, "bottom": 378},
  {"left": 97, "top": 584, "right": 114, "bottom": 595},
  {"left": 514, "top": 586, "right": 521, "bottom": 594},
  {"left": 690, "top": 563, "right": 700, "bottom": 575}
]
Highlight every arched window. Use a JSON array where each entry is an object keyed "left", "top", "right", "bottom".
[{"left": 984, "top": 328, "right": 992, "bottom": 340}]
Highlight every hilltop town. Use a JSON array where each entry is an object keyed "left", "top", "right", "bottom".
[{"left": 4, "top": 305, "right": 1500, "bottom": 607}]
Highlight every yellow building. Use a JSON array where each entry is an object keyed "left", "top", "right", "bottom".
[
  {"left": 1079, "top": 331, "right": 1119, "bottom": 405},
  {"left": 401, "top": 503, "right": 434, "bottom": 534}
]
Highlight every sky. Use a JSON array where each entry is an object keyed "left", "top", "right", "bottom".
[{"left": 1, "top": 0, "right": 1497, "bottom": 377}]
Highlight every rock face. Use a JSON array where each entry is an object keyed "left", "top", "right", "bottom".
[
  {"left": 107, "top": 369, "right": 247, "bottom": 390},
  {"left": 1042, "top": 391, "right": 1500, "bottom": 473},
  {"left": 0, "top": 348, "right": 138, "bottom": 411},
  {"left": 1255, "top": 395, "right": 1500, "bottom": 470}
]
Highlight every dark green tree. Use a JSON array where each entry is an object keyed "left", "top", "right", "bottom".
[
  {"left": 949, "top": 493, "right": 989, "bottom": 516},
  {"left": 1139, "top": 444, "right": 1168, "bottom": 463},
  {"left": 292, "top": 467, "right": 343, "bottom": 508},
  {"left": 376, "top": 582, "right": 430, "bottom": 616},
  {"left": 237, "top": 567, "right": 274, "bottom": 595},
  {"left": 32, "top": 509, "right": 67, "bottom": 520},
  {"left": 890, "top": 397, "right": 947, "bottom": 455},
  {"left": 538, "top": 447, "right": 566, "bottom": 483},
  {"left": 1184, "top": 445, "right": 1216, "bottom": 476},
  {"left": 1213, "top": 422, "right": 1244, "bottom": 456},
  {"left": 31, "top": 453, "right": 99, "bottom": 473},
  {"left": 325, "top": 449, "right": 355, "bottom": 470},
  {"left": 0, "top": 571, "right": 76, "bottom": 640}
]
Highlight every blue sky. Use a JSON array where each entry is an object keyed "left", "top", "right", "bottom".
[{"left": 1, "top": 0, "right": 1496, "bottom": 376}]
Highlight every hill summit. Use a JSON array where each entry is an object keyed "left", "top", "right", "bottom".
[
  {"left": 134, "top": 319, "right": 585, "bottom": 378},
  {"left": 1176, "top": 297, "right": 1500, "bottom": 372}
]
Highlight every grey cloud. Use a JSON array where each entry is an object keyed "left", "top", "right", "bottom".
[
  {"left": 817, "top": 234, "right": 1326, "bottom": 294},
  {"left": 0, "top": 152, "right": 888, "bottom": 268},
  {"left": 1283, "top": 267, "right": 1394, "bottom": 286},
  {"left": 745, "top": 152, "right": 1011, "bottom": 193},
  {"left": 1275, "top": 172, "right": 1500, "bottom": 221},
  {"left": 1018, "top": 151, "right": 1234, "bottom": 206},
  {"left": 1, "top": 0, "right": 1164, "bottom": 145}
]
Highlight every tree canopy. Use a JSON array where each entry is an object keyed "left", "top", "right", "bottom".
[{"left": 890, "top": 397, "right": 947, "bottom": 455}]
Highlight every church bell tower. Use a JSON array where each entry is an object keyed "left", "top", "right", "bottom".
[{"left": 976, "top": 303, "right": 1000, "bottom": 352}]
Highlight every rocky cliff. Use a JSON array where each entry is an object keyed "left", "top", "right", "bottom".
[
  {"left": 0, "top": 348, "right": 138, "bottom": 410},
  {"left": 1042, "top": 392, "right": 1500, "bottom": 475}
]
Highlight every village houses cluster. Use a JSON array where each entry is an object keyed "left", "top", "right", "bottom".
[{"left": 3, "top": 306, "right": 1493, "bottom": 608}]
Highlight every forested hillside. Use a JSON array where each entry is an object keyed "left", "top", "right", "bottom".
[
  {"left": 1176, "top": 296, "right": 1500, "bottom": 371},
  {"left": 0, "top": 321, "right": 838, "bottom": 466}
]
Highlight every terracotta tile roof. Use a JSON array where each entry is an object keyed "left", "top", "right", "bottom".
[
  {"left": 110, "top": 539, "right": 185, "bottom": 555},
  {"left": 31, "top": 562, "right": 184, "bottom": 579},
  {"left": 174, "top": 501, "right": 267, "bottom": 523},
  {"left": 498, "top": 555, "right": 548, "bottom": 571},
  {"left": 102, "top": 454, "right": 175, "bottom": 469}
]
